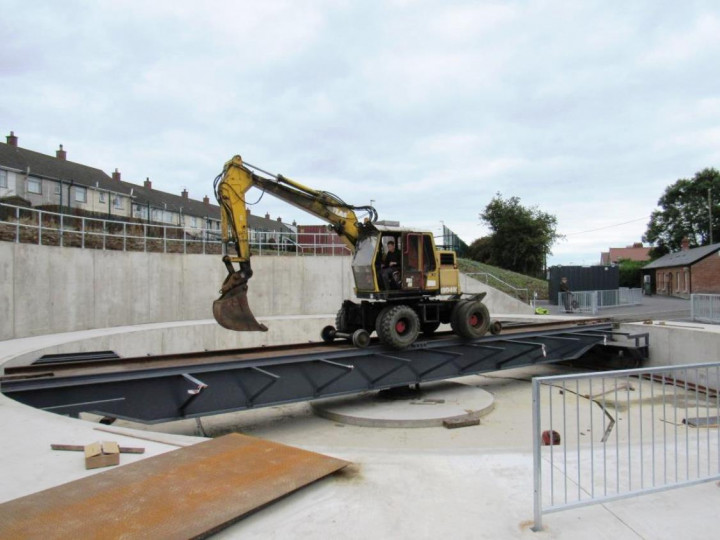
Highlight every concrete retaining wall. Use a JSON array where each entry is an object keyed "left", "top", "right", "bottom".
[
  {"left": 620, "top": 321, "right": 720, "bottom": 392},
  {"left": 0, "top": 243, "right": 532, "bottom": 341}
]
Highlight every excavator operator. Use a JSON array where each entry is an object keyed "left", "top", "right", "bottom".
[{"left": 381, "top": 239, "right": 401, "bottom": 289}]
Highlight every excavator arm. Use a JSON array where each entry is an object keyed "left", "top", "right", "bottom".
[{"left": 212, "top": 155, "right": 377, "bottom": 332}]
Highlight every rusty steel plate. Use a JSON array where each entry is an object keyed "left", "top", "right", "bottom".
[{"left": 0, "top": 433, "right": 348, "bottom": 539}]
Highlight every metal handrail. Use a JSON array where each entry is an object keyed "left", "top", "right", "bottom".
[
  {"left": 0, "top": 202, "right": 352, "bottom": 256},
  {"left": 466, "top": 272, "right": 530, "bottom": 303}
]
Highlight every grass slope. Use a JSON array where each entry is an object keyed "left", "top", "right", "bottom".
[{"left": 458, "top": 258, "right": 549, "bottom": 301}]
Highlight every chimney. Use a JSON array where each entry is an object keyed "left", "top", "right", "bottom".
[
  {"left": 247, "top": 208, "right": 251, "bottom": 215},
  {"left": 276, "top": 216, "right": 282, "bottom": 223},
  {"left": 265, "top": 212, "right": 270, "bottom": 219},
  {"left": 144, "top": 177, "right": 152, "bottom": 189},
  {"left": 681, "top": 237, "right": 690, "bottom": 251},
  {"left": 112, "top": 168, "right": 121, "bottom": 181},
  {"left": 203, "top": 195, "right": 210, "bottom": 205},
  {"left": 181, "top": 188, "right": 188, "bottom": 199},
  {"left": 56, "top": 144, "right": 67, "bottom": 160},
  {"left": 6, "top": 131, "right": 17, "bottom": 147}
]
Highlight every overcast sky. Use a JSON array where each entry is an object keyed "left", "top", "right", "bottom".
[{"left": 2, "top": 0, "right": 719, "bottom": 266}]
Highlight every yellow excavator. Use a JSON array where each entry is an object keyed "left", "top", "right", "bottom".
[{"left": 212, "top": 155, "right": 492, "bottom": 349}]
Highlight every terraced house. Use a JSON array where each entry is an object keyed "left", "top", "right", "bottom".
[{"left": 0, "top": 131, "right": 294, "bottom": 244}]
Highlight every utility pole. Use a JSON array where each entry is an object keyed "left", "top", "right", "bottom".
[{"left": 710, "top": 188, "right": 713, "bottom": 244}]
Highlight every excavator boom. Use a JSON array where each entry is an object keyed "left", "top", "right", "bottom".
[{"left": 212, "top": 155, "right": 375, "bottom": 332}]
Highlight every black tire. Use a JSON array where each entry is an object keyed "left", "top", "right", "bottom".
[
  {"left": 450, "top": 300, "right": 469, "bottom": 334},
  {"left": 421, "top": 321, "right": 441, "bottom": 336},
  {"left": 335, "top": 306, "right": 351, "bottom": 333},
  {"left": 352, "top": 329, "right": 371, "bottom": 348},
  {"left": 377, "top": 305, "right": 420, "bottom": 349},
  {"left": 489, "top": 320, "right": 503, "bottom": 335},
  {"left": 321, "top": 325, "right": 336, "bottom": 343},
  {"left": 453, "top": 300, "right": 490, "bottom": 339},
  {"left": 375, "top": 306, "right": 392, "bottom": 336}
]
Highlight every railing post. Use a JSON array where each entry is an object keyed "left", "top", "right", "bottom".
[
  {"left": 81, "top": 216, "right": 85, "bottom": 249},
  {"left": 15, "top": 206, "right": 20, "bottom": 243},
  {"left": 37, "top": 208, "right": 42, "bottom": 245},
  {"left": 163, "top": 226, "right": 167, "bottom": 253},
  {"left": 59, "top": 213, "right": 64, "bottom": 247},
  {"left": 532, "top": 377, "right": 543, "bottom": 531},
  {"left": 123, "top": 222, "right": 127, "bottom": 251},
  {"left": 102, "top": 220, "right": 106, "bottom": 250},
  {"left": 143, "top": 224, "right": 147, "bottom": 253}
]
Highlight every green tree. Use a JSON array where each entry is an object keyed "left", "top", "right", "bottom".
[
  {"left": 616, "top": 258, "right": 646, "bottom": 288},
  {"left": 474, "top": 193, "right": 561, "bottom": 277},
  {"left": 643, "top": 168, "right": 720, "bottom": 257}
]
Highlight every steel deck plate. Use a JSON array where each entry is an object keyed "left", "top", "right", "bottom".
[{"left": 0, "top": 433, "right": 348, "bottom": 539}]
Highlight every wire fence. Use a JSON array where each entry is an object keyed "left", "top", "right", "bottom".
[
  {"left": 691, "top": 294, "right": 720, "bottom": 324},
  {"left": 0, "top": 202, "right": 351, "bottom": 256},
  {"left": 559, "top": 288, "right": 643, "bottom": 314},
  {"left": 532, "top": 361, "right": 720, "bottom": 531}
]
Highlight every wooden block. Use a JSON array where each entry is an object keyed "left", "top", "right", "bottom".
[{"left": 443, "top": 417, "right": 480, "bottom": 429}]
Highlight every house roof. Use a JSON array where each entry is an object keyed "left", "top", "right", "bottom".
[
  {"left": 0, "top": 141, "right": 293, "bottom": 231},
  {"left": 644, "top": 242, "right": 720, "bottom": 269},
  {"left": 0, "top": 142, "right": 120, "bottom": 194},
  {"left": 603, "top": 246, "right": 651, "bottom": 263}
]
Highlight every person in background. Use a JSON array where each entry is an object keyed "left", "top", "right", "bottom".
[{"left": 559, "top": 276, "right": 572, "bottom": 312}]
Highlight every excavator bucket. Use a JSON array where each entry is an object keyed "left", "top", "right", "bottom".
[{"left": 213, "top": 281, "right": 268, "bottom": 332}]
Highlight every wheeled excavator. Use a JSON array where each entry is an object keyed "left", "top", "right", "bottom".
[{"left": 212, "top": 155, "right": 493, "bottom": 349}]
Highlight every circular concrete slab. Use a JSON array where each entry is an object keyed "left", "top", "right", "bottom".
[{"left": 311, "top": 381, "right": 495, "bottom": 428}]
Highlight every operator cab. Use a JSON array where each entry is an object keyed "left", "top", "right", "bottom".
[{"left": 351, "top": 224, "right": 441, "bottom": 298}]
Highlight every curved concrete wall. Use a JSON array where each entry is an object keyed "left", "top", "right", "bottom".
[{"left": 0, "top": 243, "right": 532, "bottom": 341}]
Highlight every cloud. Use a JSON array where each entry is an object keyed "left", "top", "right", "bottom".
[{"left": 2, "top": 0, "right": 720, "bottom": 268}]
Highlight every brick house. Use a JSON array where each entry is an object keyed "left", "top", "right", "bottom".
[
  {"left": 600, "top": 242, "right": 651, "bottom": 265},
  {"left": 643, "top": 239, "right": 720, "bottom": 297},
  {"left": 0, "top": 131, "right": 294, "bottom": 239}
]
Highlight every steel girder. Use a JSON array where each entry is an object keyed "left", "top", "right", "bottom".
[{"left": 1, "top": 324, "right": 626, "bottom": 424}]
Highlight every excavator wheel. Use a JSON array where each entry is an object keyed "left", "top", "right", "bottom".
[
  {"left": 489, "top": 320, "right": 503, "bottom": 335},
  {"left": 335, "top": 306, "right": 353, "bottom": 333},
  {"left": 377, "top": 305, "right": 420, "bottom": 349},
  {"left": 351, "top": 329, "right": 371, "bottom": 348},
  {"left": 321, "top": 325, "right": 337, "bottom": 344},
  {"left": 450, "top": 300, "right": 470, "bottom": 335},
  {"left": 453, "top": 300, "right": 490, "bottom": 339}
]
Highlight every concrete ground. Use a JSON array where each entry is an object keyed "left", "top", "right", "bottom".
[
  {"left": 1, "top": 301, "right": 719, "bottom": 539},
  {"left": 545, "top": 293, "right": 692, "bottom": 322}
]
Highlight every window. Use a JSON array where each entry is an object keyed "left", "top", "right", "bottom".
[
  {"left": 54, "top": 183, "right": 62, "bottom": 195},
  {"left": 74, "top": 186, "right": 87, "bottom": 203},
  {"left": 113, "top": 196, "right": 123, "bottom": 210},
  {"left": 0, "top": 169, "right": 8, "bottom": 188},
  {"left": 28, "top": 178, "right": 41, "bottom": 194},
  {"left": 99, "top": 192, "right": 106, "bottom": 203}
]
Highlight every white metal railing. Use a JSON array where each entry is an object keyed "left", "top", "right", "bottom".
[
  {"left": 532, "top": 362, "right": 720, "bottom": 531},
  {"left": 0, "top": 202, "right": 351, "bottom": 256},
  {"left": 466, "top": 272, "right": 529, "bottom": 303},
  {"left": 558, "top": 288, "right": 642, "bottom": 314},
  {"left": 691, "top": 294, "right": 720, "bottom": 324}
]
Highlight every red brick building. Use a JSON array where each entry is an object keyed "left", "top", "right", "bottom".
[
  {"left": 295, "top": 224, "right": 351, "bottom": 255},
  {"left": 600, "top": 242, "right": 651, "bottom": 265},
  {"left": 644, "top": 240, "right": 720, "bottom": 297}
]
